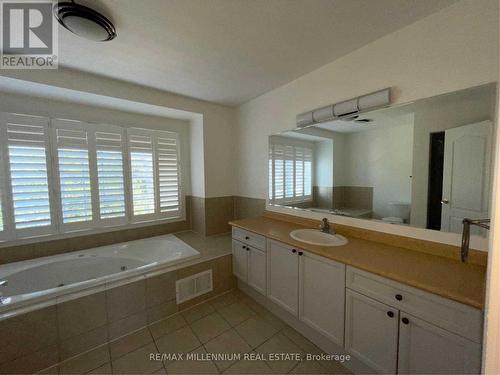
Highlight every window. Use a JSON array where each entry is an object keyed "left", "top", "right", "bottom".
[
  {"left": 128, "top": 131, "right": 155, "bottom": 217},
  {"left": 128, "top": 128, "right": 182, "bottom": 220},
  {"left": 0, "top": 113, "right": 54, "bottom": 237},
  {"left": 0, "top": 112, "right": 183, "bottom": 242},
  {"left": 269, "top": 141, "right": 313, "bottom": 203},
  {"left": 95, "top": 128, "right": 126, "bottom": 221},
  {"left": 53, "top": 119, "right": 93, "bottom": 227}
]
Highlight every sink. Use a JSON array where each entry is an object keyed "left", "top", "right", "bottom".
[{"left": 290, "top": 229, "right": 348, "bottom": 247}]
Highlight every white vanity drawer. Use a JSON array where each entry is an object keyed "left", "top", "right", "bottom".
[
  {"left": 232, "top": 227, "right": 266, "bottom": 251},
  {"left": 346, "top": 266, "right": 483, "bottom": 343}
]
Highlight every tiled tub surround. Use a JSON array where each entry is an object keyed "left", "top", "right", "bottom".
[
  {"left": 0, "top": 232, "right": 236, "bottom": 374},
  {"left": 0, "top": 235, "right": 200, "bottom": 311}
]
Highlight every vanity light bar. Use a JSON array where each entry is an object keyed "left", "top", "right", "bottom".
[{"left": 296, "top": 87, "right": 391, "bottom": 127}]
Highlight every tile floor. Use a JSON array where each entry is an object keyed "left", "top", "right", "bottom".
[{"left": 42, "top": 289, "right": 352, "bottom": 374}]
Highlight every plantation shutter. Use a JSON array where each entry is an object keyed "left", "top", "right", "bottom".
[
  {"left": 304, "top": 148, "right": 313, "bottom": 196},
  {"left": 1, "top": 113, "right": 54, "bottom": 236},
  {"left": 269, "top": 141, "right": 313, "bottom": 203},
  {"left": 155, "top": 131, "right": 181, "bottom": 217},
  {"left": 52, "top": 119, "right": 94, "bottom": 228},
  {"left": 272, "top": 144, "right": 285, "bottom": 200},
  {"left": 128, "top": 129, "right": 156, "bottom": 218},
  {"left": 95, "top": 127, "right": 127, "bottom": 222}
]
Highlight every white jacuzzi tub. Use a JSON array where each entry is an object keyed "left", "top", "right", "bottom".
[{"left": 0, "top": 234, "right": 200, "bottom": 315}]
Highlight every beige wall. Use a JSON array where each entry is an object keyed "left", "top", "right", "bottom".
[
  {"left": 235, "top": 0, "right": 499, "bottom": 200},
  {"left": 0, "top": 68, "right": 237, "bottom": 199}
]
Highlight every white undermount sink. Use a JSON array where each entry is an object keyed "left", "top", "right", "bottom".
[{"left": 290, "top": 229, "right": 348, "bottom": 247}]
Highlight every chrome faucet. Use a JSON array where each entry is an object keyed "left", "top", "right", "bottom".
[
  {"left": 461, "top": 218, "right": 490, "bottom": 262},
  {"left": 0, "top": 280, "right": 7, "bottom": 287},
  {"left": 320, "top": 218, "right": 334, "bottom": 234}
]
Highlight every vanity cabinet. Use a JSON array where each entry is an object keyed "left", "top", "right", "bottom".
[
  {"left": 267, "top": 239, "right": 299, "bottom": 314},
  {"left": 231, "top": 228, "right": 266, "bottom": 295},
  {"left": 346, "top": 266, "right": 482, "bottom": 374},
  {"left": 299, "top": 250, "right": 345, "bottom": 346},
  {"left": 267, "top": 239, "right": 346, "bottom": 345},
  {"left": 345, "top": 289, "right": 399, "bottom": 373},
  {"left": 398, "top": 312, "right": 481, "bottom": 374}
]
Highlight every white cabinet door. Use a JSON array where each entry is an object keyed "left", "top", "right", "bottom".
[
  {"left": 248, "top": 247, "right": 266, "bottom": 295},
  {"left": 232, "top": 239, "right": 248, "bottom": 281},
  {"left": 345, "top": 289, "right": 399, "bottom": 374},
  {"left": 398, "top": 313, "right": 481, "bottom": 374},
  {"left": 299, "top": 251, "right": 345, "bottom": 346},
  {"left": 267, "top": 240, "right": 299, "bottom": 315}
]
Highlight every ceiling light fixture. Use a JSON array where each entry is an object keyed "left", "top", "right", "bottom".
[{"left": 53, "top": 1, "right": 117, "bottom": 42}]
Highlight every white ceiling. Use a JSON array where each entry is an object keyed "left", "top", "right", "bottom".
[{"left": 57, "top": 0, "right": 458, "bottom": 106}]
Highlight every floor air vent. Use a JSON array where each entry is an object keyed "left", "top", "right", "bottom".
[{"left": 176, "top": 269, "right": 213, "bottom": 304}]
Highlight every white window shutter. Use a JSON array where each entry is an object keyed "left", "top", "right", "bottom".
[
  {"left": 155, "top": 131, "right": 181, "bottom": 218},
  {"left": 128, "top": 129, "right": 156, "bottom": 219},
  {"left": 94, "top": 126, "right": 127, "bottom": 223},
  {"left": 1, "top": 113, "right": 55, "bottom": 237},
  {"left": 52, "top": 119, "right": 94, "bottom": 229},
  {"left": 270, "top": 141, "right": 313, "bottom": 204}
]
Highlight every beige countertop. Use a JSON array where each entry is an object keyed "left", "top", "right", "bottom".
[{"left": 229, "top": 216, "right": 486, "bottom": 310}]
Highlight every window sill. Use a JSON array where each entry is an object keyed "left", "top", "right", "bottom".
[{"left": 0, "top": 215, "right": 186, "bottom": 249}]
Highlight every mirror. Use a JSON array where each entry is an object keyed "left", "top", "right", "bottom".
[{"left": 268, "top": 83, "right": 496, "bottom": 236}]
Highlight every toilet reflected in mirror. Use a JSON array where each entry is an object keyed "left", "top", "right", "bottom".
[{"left": 268, "top": 83, "right": 496, "bottom": 236}]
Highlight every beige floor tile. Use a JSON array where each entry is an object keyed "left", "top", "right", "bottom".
[
  {"left": 240, "top": 298, "right": 286, "bottom": 331},
  {"left": 148, "top": 314, "right": 187, "bottom": 340},
  {"left": 182, "top": 302, "right": 215, "bottom": 324},
  {"left": 255, "top": 332, "right": 303, "bottom": 374},
  {"left": 291, "top": 360, "right": 332, "bottom": 374},
  {"left": 204, "top": 329, "right": 252, "bottom": 372},
  {"left": 155, "top": 326, "right": 201, "bottom": 355},
  {"left": 38, "top": 364, "right": 59, "bottom": 374},
  {"left": 316, "top": 358, "right": 353, "bottom": 374},
  {"left": 190, "top": 312, "right": 231, "bottom": 343},
  {"left": 210, "top": 291, "right": 240, "bottom": 310},
  {"left": 281, "top": 326, "right": 322, "bottom": 354},
  {"left": 223, "top": 357, "right": 274, "bottom": 374},
  {"left": 59, "top": 345, "right": 110, "bottom": 374},
  {"left": 87, "top": 362, "right": 112, "bottom": 374},
  {"left": 111, "top": 342, "right": 162, "bottom": 374},
  {"left": 218, "top": 301, "right": 256, "bottom": 326},
  {"left": 166, "top": 346, "right": 219, "bottom": 374},
  {"left": 110, "top": 328, "right": 153, "bottom": 360},
  {"left": 235, "top": 316, "right": 279, "bottom": 348}
]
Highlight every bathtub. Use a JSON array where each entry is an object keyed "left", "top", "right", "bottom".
[{"left": 0, "top": 234, "right": 200, "bottom": 315}]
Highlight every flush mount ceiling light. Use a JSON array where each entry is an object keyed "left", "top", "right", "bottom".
[{"left": 54, "top": 1, "right": 116, "bottom": 42}]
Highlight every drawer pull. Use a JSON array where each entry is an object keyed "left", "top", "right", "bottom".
[
  {"left": 298, "top": 251, "right": 303, "bottom": 256},
  {"left": 387, "top": 311, "right": 394, "bottom": 318},
  {"left": 245, "top": 236, "right": 250, "bottom": 240},
  {"left": 395, "top": 294, "right": 403, "bottom": 301},
  {"left": 292, "top": 249, "right": 297, "bottom": 253},
  {"left": 402, "top": 317, "right": 409, "bottom": 325}
]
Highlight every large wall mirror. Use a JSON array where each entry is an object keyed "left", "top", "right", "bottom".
[{"left": 268, "top": 83, "right": 496, "bottom": 236}]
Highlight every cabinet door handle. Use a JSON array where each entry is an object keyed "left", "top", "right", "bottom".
[
  {"left": 395, "top": 294, "right": 403, "bottom": 301},
  {"left": 298, "top": 251, "right": 303, "bottom": 256},
  {"left": 402, "top": 317, "right": 409, "bottom": 325},
  {"left": 387, "top": 311, "right": 394, "bottom": 318},
  {"left": 292, "top": 249, "right": 297, "bottom": 253},
  {"left": 245, "top": 236, "right": 250, "bottom": 240}
]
